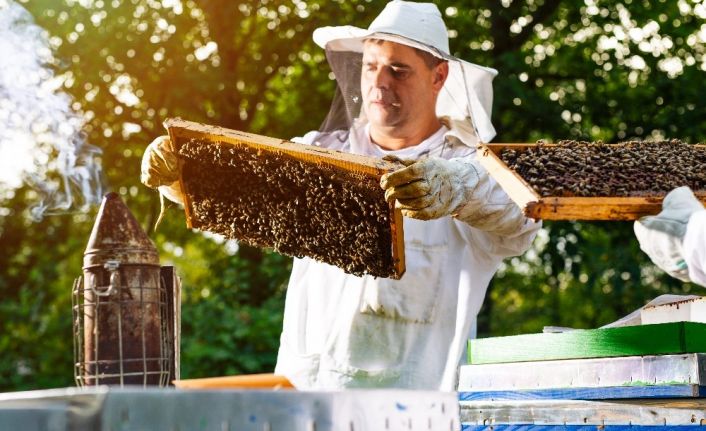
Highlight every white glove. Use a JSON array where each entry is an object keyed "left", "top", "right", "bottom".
[
  {"left": 140, "top": 135, "right": 184, "bottom": 205},
  {"left": 634, "top": 186, "right": 706, "bottom": 282},
  {"left": 380, "top": 156, "right": 478, "bottom": 220},
  {"left": 380, "top": 156, "right": 525, "bottom": 235}
]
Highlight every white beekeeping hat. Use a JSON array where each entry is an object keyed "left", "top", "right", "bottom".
[{"left": 313, "top": 0, "right": 498, "bottom": 143}]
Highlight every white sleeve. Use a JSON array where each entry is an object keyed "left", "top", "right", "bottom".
[
  {"left": 455, "top": 167, "right": 542, "bottom": 258},
  {"left": 291, "top": 130, "right": 321, "bottom": 145},
  {"left": 451, "top": 155, "right": 542, "bottom": 258},
  {"left": 684, "top": 210, "right": 706, "bottom": 287},
  {"left": 291, "top": 129, "right": 350, "bottom": 150}
]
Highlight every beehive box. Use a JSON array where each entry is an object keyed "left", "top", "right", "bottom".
[
  {"left": 478, "top": 141, "right": 706, "bottom": 220},
  {"left": 165, "top": 118, "right": 405, "bottom": 279}
]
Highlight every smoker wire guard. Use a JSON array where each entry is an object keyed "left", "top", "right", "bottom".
[{"left": 73, "top": 266, "right": 179, "bottom": 387}]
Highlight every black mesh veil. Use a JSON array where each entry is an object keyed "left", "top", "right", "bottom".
[{"left": 319, "top": 50, "right": 363, "bottom": 133}]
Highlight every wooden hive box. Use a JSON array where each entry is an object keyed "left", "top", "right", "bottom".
[
  {"left": 165, "top": 118, "right": 405, "bottom": 279},
  {"left": 478, "top": 142, "right": 706, "bottom": 220}
]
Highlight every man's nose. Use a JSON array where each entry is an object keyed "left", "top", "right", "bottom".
[{"left": 372, "top": 67, "right": 392, "bottom": 89}]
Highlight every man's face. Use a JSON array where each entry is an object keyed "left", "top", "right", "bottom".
[{"left": 361, "top": 40, "right": 445, "bottom": 135}]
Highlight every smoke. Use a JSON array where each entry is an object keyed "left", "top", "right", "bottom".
[{"left": 0, "top": 0, "right": 104, "bottom": 220}]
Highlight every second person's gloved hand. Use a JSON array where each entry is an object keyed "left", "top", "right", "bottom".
[
  {"left": 634, "top": 186, "right": 706, "bottom": 282},
  {"left": 140, "top": 135, "right": 184, "bottom": 205}
]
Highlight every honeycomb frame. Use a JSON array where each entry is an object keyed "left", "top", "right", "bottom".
[{"left": 165, "top": 118, "right": 405, "bottom": 279}]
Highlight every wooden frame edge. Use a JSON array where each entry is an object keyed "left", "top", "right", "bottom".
[
  {"left": 391, "top": 207, "right": 406, "bottom": 279},
  {"left": 165, "top": 122, "right": 195, "bottom": 229},
  {"left": 477, "top": 144, "right": 541, "bottom": 218}
]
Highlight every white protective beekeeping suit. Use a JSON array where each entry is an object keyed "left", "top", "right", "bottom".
[{"left": 274, "top": 1, "right": 541, "bottom": 390}]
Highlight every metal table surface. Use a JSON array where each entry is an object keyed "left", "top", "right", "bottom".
[{"left": 0, "top": 386, "right": 460, "bottom": 431}]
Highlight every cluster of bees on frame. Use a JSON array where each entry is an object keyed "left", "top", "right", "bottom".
[
  {"left": 500, "top": 140, "right": 706, "bottom": 197},
  {"left": 178, "top": 138, "right": 397, "bottom": 278}
]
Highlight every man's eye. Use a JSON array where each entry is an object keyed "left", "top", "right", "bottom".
[{"left": 391, "top": 68, "right": 410, "bottom": 79}]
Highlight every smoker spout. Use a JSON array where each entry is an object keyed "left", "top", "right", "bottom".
[{"left": 84, "top": 192, "right": 159, "bottom": 267}]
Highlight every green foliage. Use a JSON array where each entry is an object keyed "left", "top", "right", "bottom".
[{"left": 1, "top": 0, "right": 705, "bottom": 390}]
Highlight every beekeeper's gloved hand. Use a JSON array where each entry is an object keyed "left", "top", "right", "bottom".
[
  {"left": 380, "top": 156, "right": 525, "bottom": 235},
  {"left": 634, "top": 186, "right": 706, "bottom": 282},
  {"left": 140, "top": 135, "right": 184, "bottom": 205}
]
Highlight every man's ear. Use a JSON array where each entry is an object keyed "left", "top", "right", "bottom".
[{"left": 432, "top": 61, "right": 449, "bottom": 92}]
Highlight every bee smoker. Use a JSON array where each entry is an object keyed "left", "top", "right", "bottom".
[{"left": 73, "top": 192, "right": 180, "bottom": 386}]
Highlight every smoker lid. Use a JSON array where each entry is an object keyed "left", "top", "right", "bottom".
[{"left": 84, "top": 192, "right": 159, "bottom": 267}]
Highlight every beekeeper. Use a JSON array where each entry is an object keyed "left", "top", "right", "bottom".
[
  {"left": 141, "top": 0, "right": 541, "bottom": 390},
  {"left": 634, "top": 186, "right": 706, "bottom": 287}
]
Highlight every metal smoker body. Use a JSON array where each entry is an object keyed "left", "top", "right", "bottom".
[{"left": 73, "top": 192, "right": 172, "bottom": 386}]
